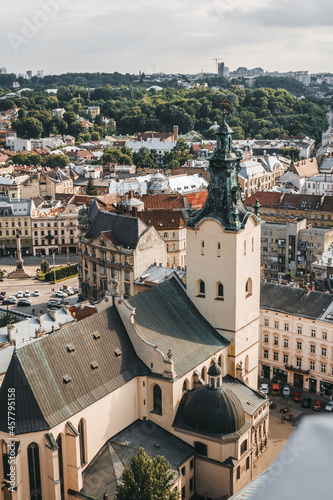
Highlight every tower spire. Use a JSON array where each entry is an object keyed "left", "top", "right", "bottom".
[{"left": 187, "top": 103, "right": 255, "bottom": 231}]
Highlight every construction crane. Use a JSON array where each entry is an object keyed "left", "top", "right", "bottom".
[{"left": 212, "top": 58, "right": 223, "bottom": 73}]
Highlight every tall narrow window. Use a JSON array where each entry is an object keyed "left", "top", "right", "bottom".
[
  {"left": 153, "top": 384, "right": 162, "bottom": 415},
  {"left": 56, "top": 435, "right": 65, "bottom": 500},
  {"left": 78, "top": 419, "right": 87, "bottom": 466},
  {"left": 201, "top": 240, "right": 205, "bottom": 255},
  {"left": 216, "top": 282, "right": 224, "bottom": 300},
  {"left": 245, "top": 278, "right": 252, "bottom": 297},
  {"left": 252, "top": 237, "right": 254, "bottom": 252},
  {"left": 27, "top": 442, "right": 42, "bottom": 500},
  {"left": 244, "top": 240, "right": 246, "bottom": 255},
  {"left": 197, "top": 279, "right": 205, "bottom": 297}
]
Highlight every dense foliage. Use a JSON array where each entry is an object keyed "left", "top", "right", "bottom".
[
  {"left": 85, "top": 176, "right": 98, "bottom": 196},
  {"left": 44, "top": 264, "right": 78, "bottom": 282},
  {"left": 115, "top": 448, "right": 179, "bottom": 500},
  {"left": 10, "top": 152, "right": 69, "bottom": 167},
  {"left": 1, "top": 83, "right": 328, "bottom": 143}
]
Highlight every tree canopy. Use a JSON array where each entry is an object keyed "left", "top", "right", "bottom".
[
  {"left": 115, "top": 448, "right": 179, "bottom": 500},
  {"left": 85, "top": 175, "right": 98, "bottom": 196}
]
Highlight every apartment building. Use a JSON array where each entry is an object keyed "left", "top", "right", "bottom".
[
  {"left": 260, "top": 283, "right": 333, "bottom": 396},
  {"left": 261, "top": 218, "right": 333, "bottom": 280}
]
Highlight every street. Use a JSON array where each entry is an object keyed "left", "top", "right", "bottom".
[{"left": 0, "top": 256, "right": 80, "bottom": 317}]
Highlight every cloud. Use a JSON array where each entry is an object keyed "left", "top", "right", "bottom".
[{"left": 0, "top": 0, "right": 332, "bottom": 75}]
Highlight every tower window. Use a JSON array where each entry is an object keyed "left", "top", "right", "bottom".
[
  {"left": 215, "top": 282, "right": 224, "bottom": 300},
  {"left": 245, "top": 278, "right": 252, "bottom": 297},
  {"left": 27, "top": 443, "right": 42, "bottom": 500},
  {"left": 244, "top": 240, "right": 246, "bottom": 255},
  {"left": 201, "top": 240, "right": 204, "bottom": 255},
  {"left": 197, "top": 279, "right": 205, "bottom": 297},
  {"left": 78, "top": 419, "right": 87, "bottom": 466}
]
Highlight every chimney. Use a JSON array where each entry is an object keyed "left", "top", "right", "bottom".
[
  {"left": 48, "top": 309, "right": 57, "bottom": 322},
  {"left": 7, "top": 324, "right": 15, "bottom": 344},
  {"left": 129, "top": 190, "right": 134, "bottom": 199},
  {"left": 173, "top": 125, "right": 178, "bottom": 142}
]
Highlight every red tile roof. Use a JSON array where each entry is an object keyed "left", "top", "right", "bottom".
[
  {"left": 68, "top": 305, "right": 97, "bottom": 321},
  {"left": 140, "top": 193, "right": 185, "bottom": 210},
  {"left": 138, "top": 210, "right": 186, "bottom": 230},
  {"left": 245, "top": 191, "right": 284, "bottom": 208}
]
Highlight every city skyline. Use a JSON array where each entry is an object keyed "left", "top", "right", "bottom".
[{"left": 1, "top": 0, "right": 332, "bottom": 76}]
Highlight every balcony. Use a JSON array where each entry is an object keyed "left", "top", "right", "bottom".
[{"left": 285, "top": 364, "right": 310, "bottom": 375}]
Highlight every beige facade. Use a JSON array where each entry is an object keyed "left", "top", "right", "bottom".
[
  {"left": 79, "top": 226, "right": 167, "bottom": 299},
  {"left": 260, "top": 286, "right": 333, "bottom": 395},
  {"left": 0, "top": 199, "right": 34, "bottom": 256},
  {"left": 32, "top": 203, "right": 79, "bottom": 256},
  {"left": 239, "top": 158, "right": 284, "bottom": 199},
  {"left": 186, "top": 216, "right": 261, "bottom": 388}
]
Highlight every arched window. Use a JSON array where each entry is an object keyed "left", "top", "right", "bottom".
[
  {"left": 153, "top": 384, "right": 162, "bottom": 415},
  {"left": 216, "top": 282, "right": 224, "bottom": 300},
  {"left": 218, "top": 355, "right": 223, "bottom": 370},
  {"left": 201, "top": 366, "right": 207, "bottom": 383},
  {"left": 2, "top": 440, "right": 10, "bottom": 484},
  {"left": 245, "top": 278, "right": 252, "bottom": 297},
  {"left": 182, "top": 379, "right": 189, "bottom": 392},
  {"left": 78, "top": 419, "right": 87, "bottom": 466},
  {"left": 197, "top": 279, "right": 205, "bottom": 297},
  {"left": 27, "top": 442, "right": 42, "bottom": 500},
  {"left": 56, "top": 435, "right": 65, "bottom": 500}
]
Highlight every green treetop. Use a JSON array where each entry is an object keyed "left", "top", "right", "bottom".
[{"left": 85, "top": 175, "right": 98, "bottom": 196}]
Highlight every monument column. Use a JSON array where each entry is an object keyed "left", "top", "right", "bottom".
[{"left": 9, "top": 227, "right": 30, "bottom": 279}]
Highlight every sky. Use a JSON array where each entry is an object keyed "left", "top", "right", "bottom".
[{"left": 1, "top": 0, "right": 333, "bottom": 76}]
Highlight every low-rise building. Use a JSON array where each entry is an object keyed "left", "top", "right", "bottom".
[
  {"left": 32, "top": 201, "right": 79, "bottom": 256},
  {"left": 79, "top": 207, "right": 167, "bottom": 300},
  {"left": 0, "top": 198, "right": 34, "bottom": 256},
  {"left": 260, "top": 283, "right": 333, "bottom": 396},
  {"left": 246, "top": 191, "right": 333, "bottom": 228}
]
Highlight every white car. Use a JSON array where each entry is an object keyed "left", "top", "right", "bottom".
[
  {"left": 259, "top": 383, "right": 269, "bottom": 394},
  {"left": 33, "top": 290, "right": 39, "bottom": 296},
  {"left": 17, "top": 291, "right": 23, "bottom": 298},
  {"left": 24, "top": 290, "right": 30, "bottom": 297},
  {"left": 55, "top": 290, "right": 68, "bottom": 298},
  {"left": 283, "top": 385, "right": 291, "bottom": 396},
  {"left": 325, "top": 401, "right": 333, "bottom": 412}
]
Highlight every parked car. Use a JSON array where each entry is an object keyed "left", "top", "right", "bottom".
[
  {"left": 302, "top": 397, "right": 312, "bottom": 408},
  {"left": 17, "top": 298, "right": 32, "bottom": 306},
  {"left": 312, "top": 400, "right": 325, "bottom": 411},
  {"left": 33, "top": 290, "right": 39, "bottom": 296},
  {"left": 24, "top": 290, "right": 30, "bottom": 297},
  {"left": 55, "top": 290, "right": 68, "bottom": 298},
  {"left": 325, "top": 401, "right": 333, "bottom": 412},
  {"left": 16, "top": 291, "right": 23, "bottom": 298},
  {"left": 283, "top": 385, "right": 291, "bottom": 396},
  {"left": 3, "top": 297, "right": 16, "bottom": 305},
  {"left": 272, "top": 383, "right": 280, "bottom": 395},
  {"left": 74, "top": 287, "right": 80, "bottom": 293},
  {"left": 259, "top": 383, "right": 269, "bottom": 394},
  {"left": 292, "top": 392, "right": 301, "bottom": 402}
]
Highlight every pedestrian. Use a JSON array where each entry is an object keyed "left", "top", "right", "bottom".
[{"left": 32, "top": 308, "right": 35, "bottom": 315}]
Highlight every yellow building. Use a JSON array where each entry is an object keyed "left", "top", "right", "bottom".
[{"left": 0, "top": 198, "right": 34, "bottom": 256}]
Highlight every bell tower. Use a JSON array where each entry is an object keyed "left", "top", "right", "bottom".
[{"left": 186, "top": 111, "right": 261, "bottom": 388}]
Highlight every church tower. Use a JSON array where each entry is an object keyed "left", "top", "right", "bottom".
[{"left": 186, "top": 113, "right": 261, "bottom": 388}]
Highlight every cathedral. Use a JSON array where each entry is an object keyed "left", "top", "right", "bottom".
[{"left": 0, "top": 117, "right": 269, "bottom": 500}]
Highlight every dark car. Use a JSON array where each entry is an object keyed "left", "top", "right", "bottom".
[
  {"left": 302, "top": 397, "right": 312, "bottom": 408},
  {"left": 293, "top": 392, "right": 301, "bottom": 402},
  {"left": 312, "top": 400, "right": 325, "bottom": 411},
  {"left": 17, "top": 298, "right": 32, "bottom": 307},
  {"left": 47, "top": 301, "right": 62, "bottom": 309},
  {"left": 3, "top": 297, "right": 16, "bottom": 305}
]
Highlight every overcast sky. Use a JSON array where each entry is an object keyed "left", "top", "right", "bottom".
[{"left": 1, "top": 0, "right": 333, "bottom": 76}]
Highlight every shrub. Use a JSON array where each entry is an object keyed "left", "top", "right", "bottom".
[{"left": 44, "top": 264, "right": 78, "bottom": 282}]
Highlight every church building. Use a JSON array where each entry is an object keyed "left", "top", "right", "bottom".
[{"left": 0, "top": 117, "right": 268, "bottom": 500}]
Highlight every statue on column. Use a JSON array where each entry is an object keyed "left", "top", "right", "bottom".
[{"left": 9, "top": 227, "right": 30, "bottom": 279}]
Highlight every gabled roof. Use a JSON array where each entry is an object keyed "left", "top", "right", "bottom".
[
  {"left": 293, "top": 158, "right": 319, "bottom": 178},
  {"left": 138, "top": 209, "right": 186, "bottom": 230},
  {"left": 127, "top": 277, "right": 229, "bottom": 378},
  {"left": 140, "top": 193, "right": 185, "bottom": 210},
  {"left": 81, "top": 419, "right": 194, "bottom": 500},
  {"left": 85, "top": 209, "right": 148, "bottom": 249},
  {"left": 245, "top": 191, "right": 284, "bottom": 208},
  {"left": 0, "top": 306, "right": 149, "bottom": 433},
  {"left": 260, "top": 283, "right": 333, "bottom": 319}
]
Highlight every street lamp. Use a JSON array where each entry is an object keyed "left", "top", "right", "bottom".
[{"left": 53, "top": 252, "right": 56, "bottom": 283}]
